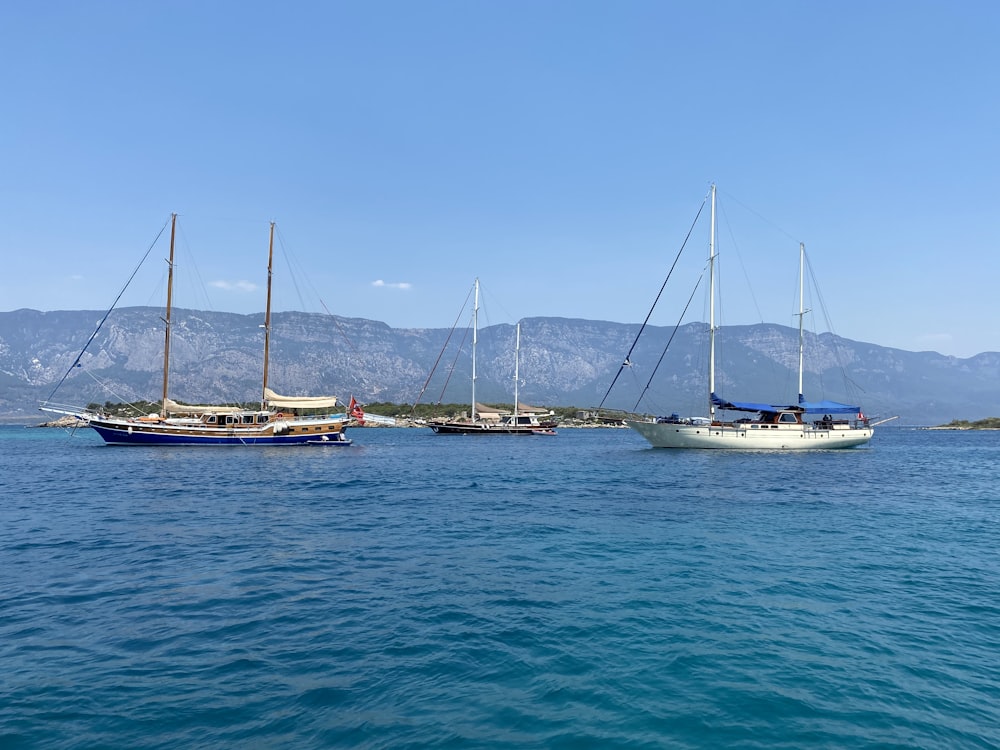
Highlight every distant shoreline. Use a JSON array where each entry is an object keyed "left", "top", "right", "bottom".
[{"left": 925, "top": 426, "right": 1000, "bottom": 431}]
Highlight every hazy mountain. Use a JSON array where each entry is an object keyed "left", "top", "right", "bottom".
[{"left": 2, "top": 307, "right": 998, "bottom": 425}]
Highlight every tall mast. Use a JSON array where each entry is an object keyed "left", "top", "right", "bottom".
[
  {"left": 160, "top": 213, "right": 177, "bottom": 418},
  {"left": 797, "top": 242, "right": 807, "bottom": 403},
  {"left": 513, "top": 321, "right": 520, "bottom": 419},
  {"left": 262, "top": 222, "right": 275, "bottom": 407},
  {"left": 471, "top": 278, "right": 479, "bottom": 422},
  {"left": 708, "top": 184, "right": 717, "bottom": 419}
]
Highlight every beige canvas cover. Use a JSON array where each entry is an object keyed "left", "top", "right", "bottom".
[
  {"left": 473, "top": 403, "right": 503, "bottom": 421},
  {"left": 516, "top": 402, "right": 547, "bottom": 414},
  {"left": 474, "top": 402, "right": 548, "bottom": 417},
  {"left": 264, "top": 387, "right": 339, "bottom": 411},
  {"left": 163, "top": 398, "right": 243, "bottom": 415}
]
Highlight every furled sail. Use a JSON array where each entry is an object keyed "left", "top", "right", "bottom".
[
  {"left": 163, "top": 398, "right": 243, "bottom": 415},
  {"left": 263, "top": 387, "right": 339, "bottom": 411},
  {"left": 711, "top": 393, "right": 860, "bottom": 414}
]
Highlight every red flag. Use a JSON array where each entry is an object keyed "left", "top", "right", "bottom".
[{"left": 349, "top": 396, "right": 365, "bottom": 425}]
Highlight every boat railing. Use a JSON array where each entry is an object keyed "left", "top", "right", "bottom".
[{"left": 38, "top": 401, "right": 95, "bottom": 419}]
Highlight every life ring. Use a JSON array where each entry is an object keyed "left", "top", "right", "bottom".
[{"left": 274, "top": 412, "right": 285, "bottom": 419}]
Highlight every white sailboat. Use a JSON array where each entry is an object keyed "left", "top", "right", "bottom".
[{"left": 625, "top": 185, "right": 874, "bottom": 450}]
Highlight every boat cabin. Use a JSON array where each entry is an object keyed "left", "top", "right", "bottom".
[
  {"left": 500, "top": 413, "right": 545, "bottom": 427},
  {"left": 728, "top": 409, "right": 804, "bottom": 428},
  {"left": 765, "top": 410, "right": 804, "bottom": 424},
  {"left": 201, "top": 412, "right": 272, "bottom": 426}
]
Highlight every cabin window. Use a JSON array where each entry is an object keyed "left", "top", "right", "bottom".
[
  {"left": 779, "top": 413, "right": 797, "bottom": 423},
  {"left": 206, "top": 415, "right": 217, "bottom": 424},
  {"left": 257, "top": 415, "right": 268, "bottom": 424},
  {"left": 242, "top": 415, "right": 254, "bottom": 424},
  {"left": 225, "top": 415, "right": 235, "bottom": 426}
]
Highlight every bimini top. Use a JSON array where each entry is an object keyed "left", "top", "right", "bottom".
[{"left": 711, "top": 393, "right": 860, "bottom": 415}]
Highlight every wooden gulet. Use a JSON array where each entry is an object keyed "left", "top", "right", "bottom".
[
  {"left": 42, "top": 216, "right": 354, "bottom": 446},
  {"left": 428, "top": 279, "right": 556, "bottom": 435}
]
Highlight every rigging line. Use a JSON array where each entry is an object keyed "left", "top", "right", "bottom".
[
  {"left": 435, "top": 323, "right": 471, "bottom": 405},
  {"left": 624, "top": 362, "right": 645, "bottom": 411},
  {"left": 274, "top": 223, "right": 308, "bottom": 312},
  {"left": 274, "top": 223, "right": 358, "bottom": 353},
  {"left": 598, "top": 194, "right": 708, "bottom": 409},
  {"left": 633, "top": 272, "right": 705, "bottom": 412},
  {"left": 173, "top": 220, "right": 214, "bottom": 313},
  {"left": 715, "top": 187, "right": 799, "bottom": 244},
  {"left": 717, "top": 195, "right": 764, "bottom": 324},
  {"left": 80, "top": 364, "right": 146, "bottom": 416},
  {"left": 412, "top": 283, "right": 475, "bottom": 413},
  {"left": 317, "top": 299, "right": 358, "bottom": 352},
  {"left": 803, "top": 249, "right": 836, "bottom": 335},
  {"left": 477, "top": 280, "right": 515, "bottom": 328},
  {"left": 432, "top": 282, "right": 477, "bottom": 406},
  {"left": 46, "top": 216, "right": 172, "bottom": 402},
  {"left": 802, "top": 250, "right": 866, "bottom": 398}
]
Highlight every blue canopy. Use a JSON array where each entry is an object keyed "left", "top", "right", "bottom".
[
  {"left": 711, "top": 395, "right": 776, "bottom": 412},
  {"left": 797, "top": 399, "right": 861, "bottom": 415},
  {"left": 711, "top": 393, "right": 860, "bottom": 415}
]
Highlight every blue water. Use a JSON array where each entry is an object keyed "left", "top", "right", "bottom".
[{"left": 2, "top": 425, "right": 998, "bottom": 749}]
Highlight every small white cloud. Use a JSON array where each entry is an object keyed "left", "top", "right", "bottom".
[
  {"left": 210, "top": 280, "right": 258, "bottom": 293},
  {"left": 372, "top": 280, "right": 412, "bottom": 290}
]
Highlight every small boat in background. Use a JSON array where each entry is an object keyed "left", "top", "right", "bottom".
[{"left": 428, "top": 280, "right": 556, "bottom": 436}]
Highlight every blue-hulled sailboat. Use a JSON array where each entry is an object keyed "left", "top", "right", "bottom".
[{"left": 41, "top": 215, "right": 353, "bottom": 446}]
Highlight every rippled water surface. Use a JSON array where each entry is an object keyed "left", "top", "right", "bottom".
[{"left": 2, "top": 425, "right": 999, "bottom": 748}]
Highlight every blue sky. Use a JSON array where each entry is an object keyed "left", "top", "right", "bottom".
[{"left": 2, "top": 1, "right": 998, "bottom": 357}]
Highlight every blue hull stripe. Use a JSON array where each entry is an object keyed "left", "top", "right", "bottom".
[{"left": 90, "top": 424, "right": 350, "bottom": 446}]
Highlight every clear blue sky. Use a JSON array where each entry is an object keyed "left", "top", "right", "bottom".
[{"left": 2, "top": 1, "right": 998, "bottom": 357}]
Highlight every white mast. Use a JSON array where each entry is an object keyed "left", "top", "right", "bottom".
[
  {"left": 797, "top": 242, "right": 808, "bottom": 403},
  {"left": 471, "top": 278, "right": 479, "bottom": 422},
  {"left": 514, "top": 321, "right": 521, "bottom": 420},
  {"left": 708, "top": 184, "right": 717, "bottom": 419}
]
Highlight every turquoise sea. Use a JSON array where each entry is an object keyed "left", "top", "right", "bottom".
[{"left": 1, "top": 424, "right": 998, "bottom": 749}]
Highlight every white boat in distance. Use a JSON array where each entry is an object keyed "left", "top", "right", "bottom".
[
  {"left": 428, "top": 279, "right": 557, "bottom": 435},
  {"left": 624, "top": 185, "right": 874, "bottom": 450}
]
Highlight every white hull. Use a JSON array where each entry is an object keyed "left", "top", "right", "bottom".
[
  {"left": 626, "top": 420, "right": 873, "bottom": 450},
  {"left": 616, "top": 187, "right": 876, "bottom": 453}
]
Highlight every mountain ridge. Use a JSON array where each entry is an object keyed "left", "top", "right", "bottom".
[{"left": 2, "top": 307, "right": 998, "bottom": 425}]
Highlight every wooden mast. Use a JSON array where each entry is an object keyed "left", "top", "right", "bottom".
[
  {"left": 262, "top": 222, "right": 275, "bottom": 407},
  {"left": 160, "top": 213, "right": 177, "bottom": 418}
]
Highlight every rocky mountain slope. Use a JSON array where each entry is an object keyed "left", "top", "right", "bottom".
[{"left": 2, "top": 307, "right": 998, "bottom": 424}]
